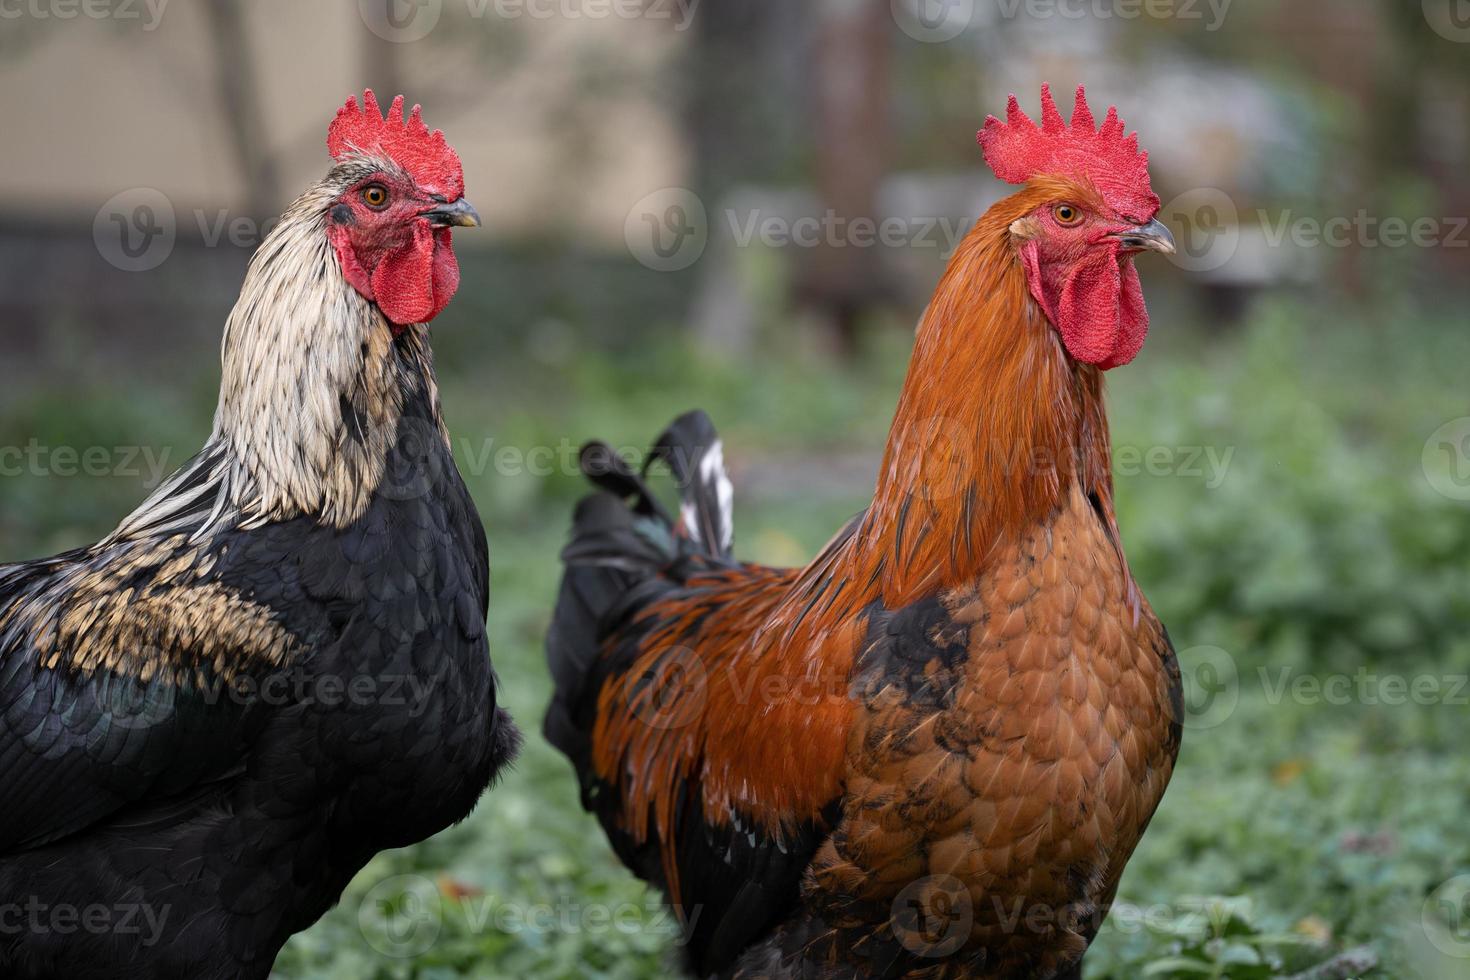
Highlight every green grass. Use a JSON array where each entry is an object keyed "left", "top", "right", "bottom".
[{"left": 1, "top": 298, "right": 1466, "bottom": 979}]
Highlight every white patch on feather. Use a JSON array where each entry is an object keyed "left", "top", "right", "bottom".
[
  {"left": 703, "top": 439, "right": 734, "bottom": 552},
  {"left": 680, "top": 501, "right": 702, "bottom": 546}
]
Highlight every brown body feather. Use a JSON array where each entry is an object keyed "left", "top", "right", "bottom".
[{"left": 751, "top": 482, "right": 1180, "bottom": 977}]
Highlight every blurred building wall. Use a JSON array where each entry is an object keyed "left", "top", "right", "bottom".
[{"left": 0, "top": 0, "right": 686, "bottom": 241}]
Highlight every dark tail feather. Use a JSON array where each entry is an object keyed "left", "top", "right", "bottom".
[
  {"left": 579, "top": 441, "right": 671, "bottom": 524},
  {"left": 648, "top": 410, "right": 734, "bottom": 561},
  {"left": 543, "top": 409, "right": 734, "bottom": 765},
  {"left": 543, "top": 493, "right": 663, "bottom": 763}
]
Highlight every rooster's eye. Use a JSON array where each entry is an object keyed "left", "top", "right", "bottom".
[
  {"left": 361, "top": 184, "right": 390, "bottom": 210},
  {"left": 1053, "top": 204, "right": 1082, "bottom": 226}
]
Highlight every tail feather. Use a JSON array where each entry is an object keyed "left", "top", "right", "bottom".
[
  {"left": 544, "top": 410, "right": 734, "bottom": 765},
  {"left": 649, "top": 410, "right": 733, "bottom": 560},
  {"left": 579, "top": 442, "right": 671, "bottom": 524}
]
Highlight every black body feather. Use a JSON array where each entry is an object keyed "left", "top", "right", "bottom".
[{"left": 0, "top": 337, "right": 518, "bottom": 980}]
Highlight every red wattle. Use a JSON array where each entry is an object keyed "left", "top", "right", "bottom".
[
  {"left": 429, "top": 227, "right": 459, "bottom": 319},
  {"left": 370, "top": 223, "right": 460, "bottom": 327},
  {"left": 1100, "top": 258, "right": 1148, "bottom": 369},
  {"left": 1021, "top": 240, "right": 1148, "bottom": 370}
]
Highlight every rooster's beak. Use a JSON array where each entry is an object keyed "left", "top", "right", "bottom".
[
  {"left": 422, "top": 198, "right": 482, "bottom": 228},
  {"left": 1113, "top": 218, "right": 1175, "bottom": 254}
]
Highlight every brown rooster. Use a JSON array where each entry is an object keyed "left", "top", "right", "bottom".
[
  {"left": 0, "top": 92, "right": 517, "bottom": 979},
  {"left": 546, "top": 84, "right": 1183, "bottom": 979}
]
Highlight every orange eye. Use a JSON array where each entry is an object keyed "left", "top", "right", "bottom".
[
  {"left": 361, "top": 184, "right": 389, "bottom": 210},
  {"left": 1053, "top": 204, "right": 1082, "bottom": 225}
]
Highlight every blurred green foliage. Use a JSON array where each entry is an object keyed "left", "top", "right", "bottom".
[{"left": 1, "top": 298, "right": 1466, "bottom": 979}]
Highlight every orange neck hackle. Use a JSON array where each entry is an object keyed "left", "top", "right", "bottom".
[{"left": 850, "top": 179, "right": 1116, "bottom": 606}]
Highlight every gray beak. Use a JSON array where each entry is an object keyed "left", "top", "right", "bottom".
[
  {"left": 422, "top": 198, "right": 482, "bottom": 228},
  {"left": 1114, "top": 218, "right": 1175, "bottom": 254}
]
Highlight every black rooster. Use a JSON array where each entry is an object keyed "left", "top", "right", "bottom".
[{"left": 0, "top": 91, "right": 518, "bottom": 979}]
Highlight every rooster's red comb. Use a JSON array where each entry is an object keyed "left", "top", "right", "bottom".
[
  {"left": 327, "top": 89, "right": 464, "bottom": 200},
  {"left": 977, "top": 84, "right": 1158, "bottom": 221}
]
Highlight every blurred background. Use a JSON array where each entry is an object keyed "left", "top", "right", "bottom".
[{"left": 2, "top": 1, "right": 1469, "bottom": 977}]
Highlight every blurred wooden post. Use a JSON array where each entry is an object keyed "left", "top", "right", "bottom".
[
  {"left": 360, "top": 21, "right": 403, "bottom": 125},
  {"left": 799, "top": 0, "right": 894, "bottom": 354},
  {"left": 201, "top": 0, "right": 282, "bottom": 222},
  {"left": 686, "top": 0, "right": 810, "bottom": 353},
  {"left": 685, "top": 0, "right": 809, "bottom": 205}
]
